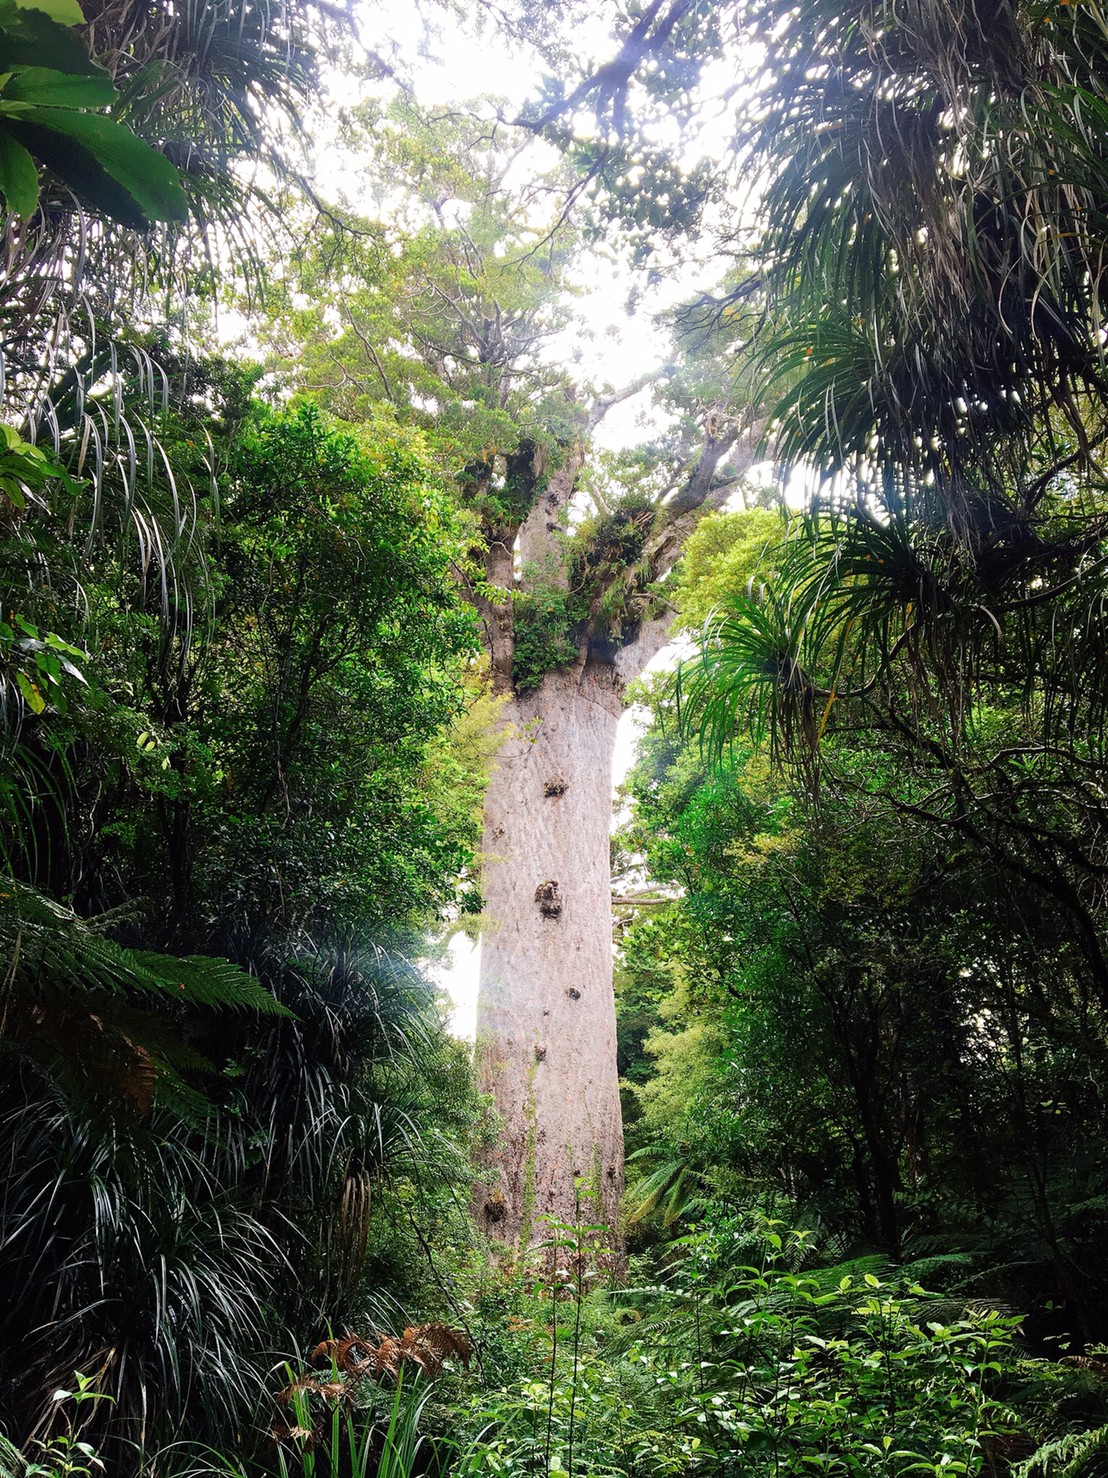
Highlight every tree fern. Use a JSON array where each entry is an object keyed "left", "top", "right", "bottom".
[
  {"left": 0, "top": 878, "right": 288, "bottom": 1117},
  {"left": 1017, "top": 1425, "right": 1108, "bottom": 1478}
]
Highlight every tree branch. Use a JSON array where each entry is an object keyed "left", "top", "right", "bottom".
[
  {"left": 513, "top": 0, "right": 695, "bottom": 137},
  {"left": 587, "top": 373, "right": 654, "bottom": 431}
]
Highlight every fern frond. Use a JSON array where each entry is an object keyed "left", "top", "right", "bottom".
[
  {"left": 0, "top": 879, "right": 289, "bottom": 1116},
  {"left": 1016, "top": 1424, "right": 1108, "bottom": 1478}
]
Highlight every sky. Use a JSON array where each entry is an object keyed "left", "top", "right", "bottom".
[{"left": 323, "top": 1, "right": 747, "bottom": 450}]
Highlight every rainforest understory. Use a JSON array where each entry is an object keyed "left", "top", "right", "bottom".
[{"left": 6, "top": 0, "right": 1108, "bottom": 1475}]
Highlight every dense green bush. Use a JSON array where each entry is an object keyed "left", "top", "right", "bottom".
[
  {"left": 449, "top": 1217, "right": 1037, "bottom": 1478},
  {"left": 0, "top": 396, "right": 487, "bottom": 1462},
  {"left": 511, "top": 586, "right": 580, "bottom": 692}
]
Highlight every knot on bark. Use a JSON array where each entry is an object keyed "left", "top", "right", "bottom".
[
  {"left": 535, "top": 880, "right": 562, "bottom": 918},
  {"left": 483, "top": 1193, "right": 507, "bottom": 1223},
  {"left": 543, "top": 775, "right": 567, "bottom": 798}
]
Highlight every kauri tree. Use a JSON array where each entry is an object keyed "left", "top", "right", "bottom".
[{"left": 260, "top": 105, "right": 763, "bottom": 1248}]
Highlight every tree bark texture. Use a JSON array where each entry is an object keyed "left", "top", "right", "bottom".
[{"left": 475, "top": 660, "right": 625, "bottom": 1251}]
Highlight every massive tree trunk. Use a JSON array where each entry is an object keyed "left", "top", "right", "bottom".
[
  {"left": 471, "top": 418, "right": 760, "bottom": 1256},
  {"left": 475, "top": 661, "right": 625, "bottom": 1248}
]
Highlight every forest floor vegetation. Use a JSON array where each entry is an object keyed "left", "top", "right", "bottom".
[{"left": 8, "top": 1212, "right": 1108, "bottom": 1478}]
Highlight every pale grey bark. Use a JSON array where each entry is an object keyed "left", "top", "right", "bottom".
[{"left": 475, "top": 660, "right": 625, "bottom": 1250}]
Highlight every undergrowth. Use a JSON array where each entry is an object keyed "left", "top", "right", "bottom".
[
  {"left": 438, "top": 1213, "right": 1108, "bottom": 1478},
  {"left": 11, "top": 1214, "right": 1108, "bottom": 1478}
]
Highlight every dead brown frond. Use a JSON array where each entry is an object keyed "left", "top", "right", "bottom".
[
  {"left": 307, "top": 1333, "right": 377, "bottom": 1375},
  {"left": 271, "top": 1421, "right": 319, "bottom": 1449},
  {"left": 276, "top": 1377, "right": 350, "bottom": 1404},
  {"left": 303, "top": 1323, "right": 471, "bottom": 1385},
  {"left": 273, "top": 1325, "right": 470, "bottom": 1462},
  {"left": 396, "top": 1323, "right": 473, "bottom": 1378},
  {"left": 1062, "top": 1355, "right": 1108, "bottom": 1380}
]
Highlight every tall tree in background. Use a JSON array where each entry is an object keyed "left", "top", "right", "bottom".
[
  {"left": 470, "top": 400, "right": 758, "bottom": 1251},
  {"left": 263, "top": 104, "right": 762, "bottom": 1247}
]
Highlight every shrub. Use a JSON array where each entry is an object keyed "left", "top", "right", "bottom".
[{"left": 455, "top": 1216, "right": 1026, "bottom": 1478}]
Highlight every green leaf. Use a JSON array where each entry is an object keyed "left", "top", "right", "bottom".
[
  {"left": 44, "top": 631, "right": 85, "bottom": 659},
  {"left": 14, "top": 670, "right": 45, "bottom": 713},
  {"left": 13, "top": 0, "right": 85, "bottom": 24},
  {"left": 0, "top": 126, "right": 37, "bottom": 214},
  {"left": 7, "top": 108, "right": 186, "bottom": 224},
  {"left": 0, "top": 6, "right": 98, "bottom": 73},
  {"left": 35, "top": 649, "right": 61, "bottom": 682},
  {"left": 3, "top": 66, "right": 115, "bottom": 107}
]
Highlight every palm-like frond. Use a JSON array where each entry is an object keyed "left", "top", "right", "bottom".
[
  {"left": 0, "top": 879, "right": 288, "bottom": 1115},
  {"left": 746, "top": 0, "right": 1108, "bottom": 478},
  {"left": 0, "top": 904, "right": 462, "bottom": 1457},
  {"left": 731, "top": 0, "right": 1108, "bottom": 770},
  {"left": 677, "top": 582, "right": 822, "bottom": 766},
  {"left": 0, "top": 1087, "right": 287, "bottom": 1452},
  {"left": 678, "top": 459, "right": 1108, "bottom": 764},
  {"left": 0, "top": 0, "right": 353, "bottom": 689},
  {"left": 238, "top": 946, "right": 437, "bottom": 1201},
  {"left": 624, "top": 1151, "right": 704, "bottom": 1228}
]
